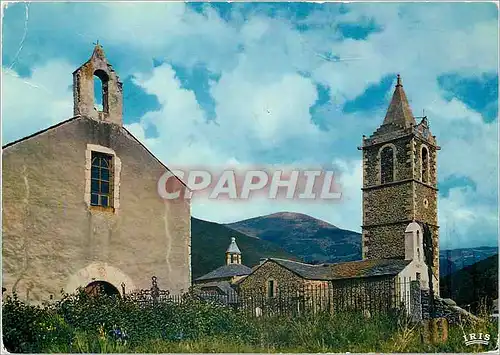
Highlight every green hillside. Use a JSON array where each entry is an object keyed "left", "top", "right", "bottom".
[
  {"left": 227, "top": 212, "right": 361, "bottom": 263},
  {"left": 440, "top": 254, "right": 498, "bottom": 313},
  {"left": 191, "top": 217, "right": 299, "bottom": 280}
]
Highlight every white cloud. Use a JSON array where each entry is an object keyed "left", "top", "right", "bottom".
[
  {"left": 439, "top": 186, "right": 498, "bottom": 249},
  {"left": 97, "top": 3, "right": 500, "bottom": 248},
  {"left": 130, "top": 63, "right": 230, "bottom": 167},
  {"left": 2, "top": 3, "right": 497, "bottom": 248},
  {"left": 211, "top": 69, "right": 320, "bottom": 147},
  {"left": 2, "top": 61, "right": 74, "bottom": 144}
]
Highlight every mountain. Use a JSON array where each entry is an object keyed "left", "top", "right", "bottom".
[
  {"left": 225, "top": 212, "right": 498, "bottom": 269},
  {"left": 439, "top": 246, "right": 498, "bottom": 277},
  {"left": 191, "top": 217, "right": 298, "bottom": 280},
  {"left": 226, "top": 212, "right": 362, "bottom": 264},
  {"left": 192, "top": 212, "right": 497, "bottom": 282},
  {"left": 440, "top": 254, "right": 498, "bottom": 313}
]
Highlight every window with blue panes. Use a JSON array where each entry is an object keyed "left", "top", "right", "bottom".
[{"left": 91, "top": 152, "right": 113, "bottom": 207}]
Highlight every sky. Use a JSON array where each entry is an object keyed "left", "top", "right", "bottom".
[{"left": 1, "top": 2, "right": 498, "bottom": 250}]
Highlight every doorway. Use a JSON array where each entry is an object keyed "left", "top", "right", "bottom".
[{"left": 84, "top": 281, "right": 120, "bottom": 297}]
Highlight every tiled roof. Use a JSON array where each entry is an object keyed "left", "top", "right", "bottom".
[
  {"left": 195, "top": 263, "right": 252, "bottom": 282},
  {"left": 266, "top": 258, "right": 411, "bottom": 281}
]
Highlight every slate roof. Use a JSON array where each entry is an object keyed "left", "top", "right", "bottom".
[
  {"left": 265, "top": 258, "right": 411, "bottom": 281},
  {"left": 194, "top": 281, "right": 236, "bottom": 296},
  {"left": 226, "top": 237, "right": 241, "bottom": 254},
  {"left": 195, "top": 263, "right": 252, "bottom": 282},
  {"left": 382, "top": 75, "right": 416, "bottom": 129}
]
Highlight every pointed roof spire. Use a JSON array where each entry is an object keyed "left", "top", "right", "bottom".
[
  {"left": 382, "top": 74, "right": 416, "bottom": 128},
  {"left": 91, "top": 40, "right": 106, "bottom": 61},
  {"left": 226, "top": 237, "right": 241, "bottom": 254}
]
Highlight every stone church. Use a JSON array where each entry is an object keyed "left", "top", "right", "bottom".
[
  {"left": 193, "top": 237, "right": 252, "bottom": 295},
  {"left": 238, "top": 75, "right": 440, "bottom": 309},
  {"left": 2, "top": 45, "right": 191, "bottom": 303},
  {"left": 360, "top": 74, "right": 440, "bottom": 294}
]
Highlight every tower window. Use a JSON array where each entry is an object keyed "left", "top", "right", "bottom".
[
  {"left": 267, "top": 279, "right": 276, "bottom": 298},
  {"left": 91, "top": 152, "right": 113, "bottom": 207},
  {"left": 93, "top": 69, "right": 109, "bottom": 113},
  {"left": 421, "top": 147, "right": 429, "bottom": 183},
  {"left": 380, "top": 146, "right": 395, "bottom": 184}
]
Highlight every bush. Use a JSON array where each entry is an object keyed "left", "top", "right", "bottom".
[
  {"left": 2, "top": 290, "right": 498, "bottom": 353},
  {"left": 2, "top": 293, "right": 73, "bottom": 353},
  {"left": 2, "top": 290, "right": 255, "bottom": 352}
]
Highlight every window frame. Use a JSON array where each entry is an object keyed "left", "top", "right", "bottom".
[
  {"left": 378, "top": 144, "right": 396, "bottom": 184},
  {"left": 85, "top": 144, "right": 121, "bottom": 212},
  {"left": 90, "top": 151, "right": 114, "bottom": 208}
]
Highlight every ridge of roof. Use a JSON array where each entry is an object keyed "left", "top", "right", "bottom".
[
  {"left": 1, "top": 116, "right": 189, "bottom": 191},
  {"left": 195, "top": 263, "right": 252, "bottom": 282},
  {"left": 2, "top": 116, "right": 81, "bottom": 149},
  {"left": 267, "top": 257, "right": 411, "bottom": 281}
]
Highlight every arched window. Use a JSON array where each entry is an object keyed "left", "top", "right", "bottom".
[
  {"left": 380, "top": 146, "right": 395, "bottom": 184},
  {"left": 421, "top": 147, "right": 429, "bottom": 183},
  {"left": 94, "top": 69, "right": 109, "bottom": 113}
]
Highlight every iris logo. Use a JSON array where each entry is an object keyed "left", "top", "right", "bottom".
[{"left": 463, "top": 333, "right": 490, "bottom": 346}]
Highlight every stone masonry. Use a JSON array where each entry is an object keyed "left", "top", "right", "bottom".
[
  {"left": 2, "top": 45, "right": 191, "bottom": 303},
  {"left": 360, "top": 76, "right": 440, "bottom": 294}
]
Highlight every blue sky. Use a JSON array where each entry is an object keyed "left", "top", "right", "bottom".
[{"left": 2, "top": 2, "right": 498, "bottom": 249}]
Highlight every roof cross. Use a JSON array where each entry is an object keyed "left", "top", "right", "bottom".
[{"left": 396, "top": 74, "right": 402, "bottom": 87}]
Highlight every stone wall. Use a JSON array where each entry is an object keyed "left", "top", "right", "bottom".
[
  {"left": 238, "top": 261, "right": 306, "bottom": 292},
  {"left": 421, "top": 290, "right": 477, "bottom": 324},
  {"left": 363, "top": 183, "right": 414, "bottom": 225},
  {"left": 361, "top": 122, "right": 440, "bottom": 267},
  {"left": 413, "top": 138, "right": 438, "bottom": 187},
  {"left": 363, "top": 222, "right": 409, "bottom": 259},
  {"left": 73, "top": 45, "right": 123, "bottom": 126},
  {"left": 2, "top": 117, "right": 191, "bottom": 303},
  {"left": 363, "top": 135, "right": 414, "bottom": 187},
  {"left": 409, "top": 280, "right": 423, "bottom": 322}
]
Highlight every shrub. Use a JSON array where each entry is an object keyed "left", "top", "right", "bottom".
[
  {"left": 2, "top": 290, "right": 498, "bottom": 353},
  {"left": 2, "top": 293, "right": 73, "bottom": 353}
]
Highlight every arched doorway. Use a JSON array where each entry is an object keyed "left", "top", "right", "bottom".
[{"left": 84, "top": 281, "right": 120, "bottom": 297}]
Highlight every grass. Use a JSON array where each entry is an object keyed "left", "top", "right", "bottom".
[
  {"left": 3, "top": 290, "right": 498, "bottom": 353},
  {"left": 43, "top": 312, "right": 498, "bottom": 353}
]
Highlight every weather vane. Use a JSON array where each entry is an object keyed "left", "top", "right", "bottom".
[{"left": 93, "top": 40, "right": 100, "bottom": 46}]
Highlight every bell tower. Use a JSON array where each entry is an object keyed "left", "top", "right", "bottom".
[
  {"left": 358, "top": 75, "right": 440, "bottom": 290},
  {"left": 73, "top": 43, "right": 123, "bottom": 126},
  {"left": 226, "top": 237, "right": 242, "bottom": 265}
]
